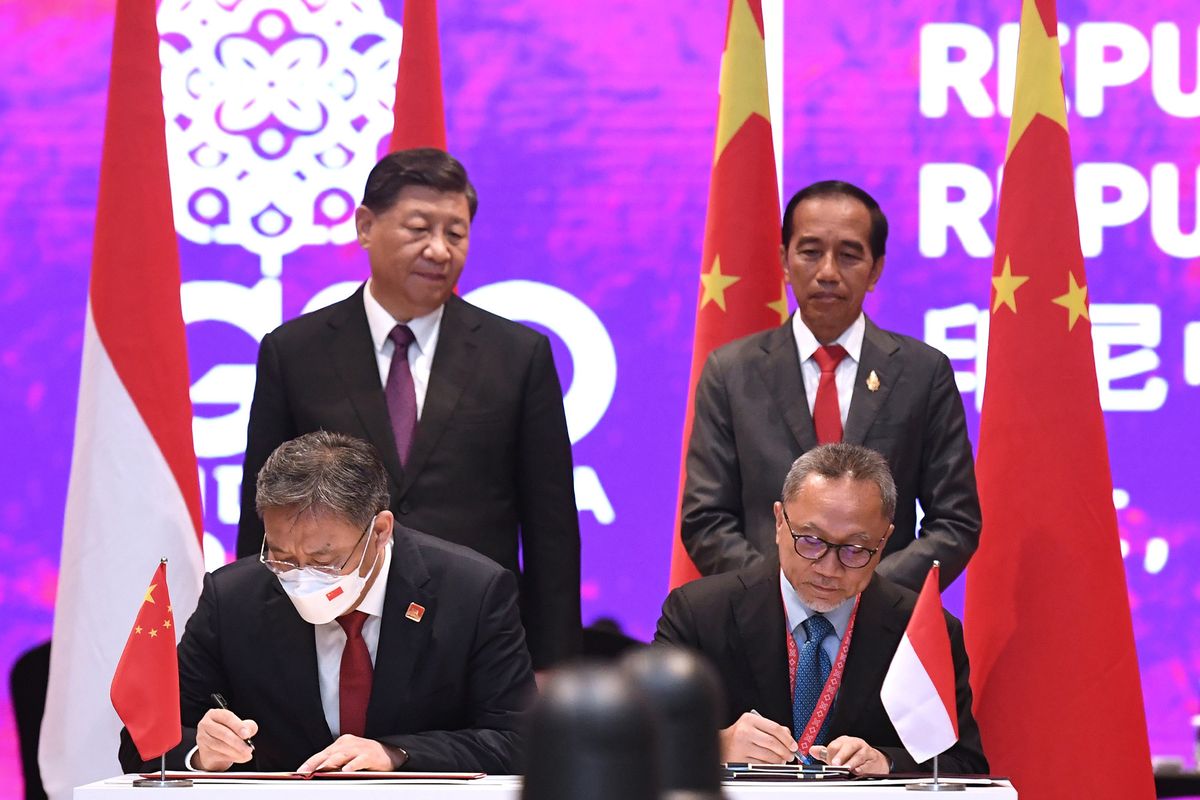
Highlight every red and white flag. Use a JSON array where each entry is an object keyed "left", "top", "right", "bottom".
[
  {"left": 389, "top": 0, "right": 447, "bottom": 151},
  {"left": 880, "top": 563, "right": 958, "bottom": 765},
  {"left": 38, "top": 0, "right": 204, "bottom": 794},
  {"left": 110, "top": 561, "right": 183, "bottom": 761}
]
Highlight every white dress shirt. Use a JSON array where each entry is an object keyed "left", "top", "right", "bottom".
[
  {"left": 363, "top": 280, "right": 443, "bottom": 420},
  {"left": 779, "top": 570, "right": 856, "bottom": 666},
  {"left": 791, "top": 312, "right": 866, "bottom": 429},
  {"left": 314, "top": 541, "right": 393, "bottom": 738}
]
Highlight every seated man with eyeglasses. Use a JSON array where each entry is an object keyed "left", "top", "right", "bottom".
[
  {"left": 119, "top": 430, "right": 535, "bottom": 776},
  {"left": 654, "top": 443, "right": 987, "bottom": 776}
]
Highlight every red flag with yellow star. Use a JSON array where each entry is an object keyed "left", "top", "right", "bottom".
[
  {"left": 668, "top": 0, "right": 786, "bottom": 587},
  {"left": 110, "top": 561, "right": 182, "bottom": 761},
  {"left": 963, "top": 1, "right": 1153, "bottom": 798}
]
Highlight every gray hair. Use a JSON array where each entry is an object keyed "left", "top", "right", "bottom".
[
  {"left": 255, "top": 431, "right": 390, "bottom": 527},
  {"left": 781, "top": 443, "right": 897, "bottom": 521}
]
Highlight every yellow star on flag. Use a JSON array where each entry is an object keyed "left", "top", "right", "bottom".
[
  {"left": 148, "top": 629, "right": 158, "bottom": 638},
  {"left": 713, "top": 0, "right": 771, "bottom": 161},
  {"left": 992, "top": 257, "right": 1030, "bottom": 314},
  {"left": 1006, "top": 0, "right": 1070, "bottom": 159},
  {"left": 1051, "top": 272, "right": 1089, "bottom": 330},
  {"left": 163, "top": 619, "right": 172, "bottom": 629},
  {"left": 700, "top": 256, "right": 741, "bottom": 311},
  {"left": 143, "top": 583, "right": 157, "bottom": 604},
  {"left": 767, "top": 282, "right": 790, "bottom": 323},
  {"left": 134, "top": 625, "right": 143, "bottom": 635}
]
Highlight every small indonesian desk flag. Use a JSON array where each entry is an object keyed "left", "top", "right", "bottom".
[
  {"left": 110, "top": 561, "right": 182, "bottom": 761},
  {"left": 880, "top": 563, "right": 958, "bottom": 764}
]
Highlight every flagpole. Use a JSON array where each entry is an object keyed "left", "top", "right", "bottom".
[
  {"left": 908, "top": 753, "right": 963, "bottom": 792},
  {"left": 130, "top": 752, "right": 191, "bottom": 788}
]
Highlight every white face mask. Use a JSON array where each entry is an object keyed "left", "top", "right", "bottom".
[{"left": 275, "top": 522, "right": 381, "bottom": 625}]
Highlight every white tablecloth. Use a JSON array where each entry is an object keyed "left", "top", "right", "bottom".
[{"left": 77, "top": 774, "right": 1017, "bottom": 798}]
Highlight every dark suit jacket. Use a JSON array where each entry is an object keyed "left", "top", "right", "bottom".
[
  {"left": 681, "top": 315, "right": 981, "bottom": 591},
  {"left": 120, "top": 526, "right": 536, "bottom": 774},
  {"left": 653, "top": 569, "right": 987, "bottom": 774},
  {"left": 235, "top": 288, "right": 581, "bottom": 668}
]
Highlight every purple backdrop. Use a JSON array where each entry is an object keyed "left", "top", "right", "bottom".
[{"left": 1, "top": 0, "right": 1198, "bottom": 794}]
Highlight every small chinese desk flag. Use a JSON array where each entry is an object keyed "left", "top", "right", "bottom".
[
  {"left": 110, "top": 560, "right": 182, "bottom": 761},
  {"left": 880, "top": 562, "right": 958, "bottom": 764}
]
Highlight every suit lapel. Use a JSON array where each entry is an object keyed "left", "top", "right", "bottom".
[
  {"left": 755, "top": 320, "right": 818, "bottom": 453},
  {"left": 365, "top": 530, "right": 436, "bottom": 735},
  {"left": 398, "top": 295, "right": 482, "bottom": 498},
  {"left": 842, "top": 318, "right": 902, "bottom": 445},
  {"left": 261, "top": 583, "right": 332, "bottom": 749},
  {"left": 731, "top": 570, "right": 792, "bottom": 726},
  {"left": 323, "top": 286, "right": 406, "bottom": 491},
  {"left": 830, "top": 576, "right": 906, "bottom": 732}
]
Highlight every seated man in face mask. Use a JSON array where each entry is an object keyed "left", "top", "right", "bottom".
[{"left": 119, "top": 430, "right": 535, "bottom": 775}]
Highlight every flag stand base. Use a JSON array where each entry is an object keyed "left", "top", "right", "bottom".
[
  {"left": 132, "top": 778, "right": 192, "bottom": 788},
  {"left": 133, "top": 755, "right": 192, "bottom": 788},
  {"left": 905, "top": 754, "right": 964, "bottom": 791}
]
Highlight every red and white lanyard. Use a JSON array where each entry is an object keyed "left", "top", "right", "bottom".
[{"left": 785, "top": 596, "right": 860, "bottom": 756}]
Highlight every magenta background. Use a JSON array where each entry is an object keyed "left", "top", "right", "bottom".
[{"left": 2, "top": 0, "right": 1198, "bottom": 795}]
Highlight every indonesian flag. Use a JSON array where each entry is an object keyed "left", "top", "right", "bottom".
[
  {"left": 38, "top": 0, "right": 204, "bottom": 794},
  {"left": 389, "top": 0, "right": 447, "bottom": 151},
  {"left": 668, "top": 0, "right": 786, "bottom": 587},
  {"left": 963, "top": 1, "right": 1154, "bottom": 798},
  {"left": 880, "top": 563, "right": 957, "bottom": 765},
  {"left": 110, "top": 562, "right": 183, "bottom": 761}
]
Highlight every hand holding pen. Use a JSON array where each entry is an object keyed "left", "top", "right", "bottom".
[{"left": 193, "top": 692, "right": 258, "bottom": 772}]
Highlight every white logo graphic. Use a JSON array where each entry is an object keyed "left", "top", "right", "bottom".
[{"left": 158, "top": 0, "right": 402, "bottom": 276}]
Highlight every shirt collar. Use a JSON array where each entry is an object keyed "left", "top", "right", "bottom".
[
  {"left": 353, "top": 539, "right": 392, "bottom": 619},
  {"left": 779, "top": 569, "right": 856, "bottom": 641},
  {"left": 791, "top": 311, "right": 866, "bottom": 364},
  {"left": 363, "top": 279, "right": 444, "bottom": 357}
]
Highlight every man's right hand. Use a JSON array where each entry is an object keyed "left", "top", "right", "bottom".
[
  {"left": 194, "top": 708, "right": 258, "bottom": 772},
  {"left": 718, "top": 712, "right": 798, "bottom": 764}
]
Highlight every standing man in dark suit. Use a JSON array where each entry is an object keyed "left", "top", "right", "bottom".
[
  {"left": 682, "top": 180, "right": 980, "bottom": 590},
  {"left": 657, "top": 444, "right": 986, "bottom": 774},
  {"left": 121, "top": 431, "right": 535, "bottom": 774},
  {"left": 236, "top": 148, "right": 580, "bottom": 670}
]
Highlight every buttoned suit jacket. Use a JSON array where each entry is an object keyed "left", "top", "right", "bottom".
[
  {"left": 119, "top": 526, "right": 536, "bottom": 774},
  {"left": 235, "top": 287, "right": 581, "bottom": 668},
  {"left": 653, "top": 568, "right": 988, "bottom": 774},
  {"left": 681, "top": 315, "right": 981, "bottom": 591}
]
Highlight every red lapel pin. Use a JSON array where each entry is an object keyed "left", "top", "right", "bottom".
[{"left": 405, "top": 602, "right": 425, "bottom": 622}]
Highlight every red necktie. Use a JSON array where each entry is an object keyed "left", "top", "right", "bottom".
[
  {"left": 385, "top": 325, "right": 417, "bottom": 465},
  {"left": 336, "top": 610, "right": 373, "bottom": 737},
  {"left": 812, "top": 344, "right": 848, "bottom": 444}
]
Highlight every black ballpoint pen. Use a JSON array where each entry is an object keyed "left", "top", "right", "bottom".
[{"left": 211, "top": 692, "right": 255, "bottom": 750}]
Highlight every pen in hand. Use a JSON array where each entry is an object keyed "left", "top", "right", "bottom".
[
  {"left": 749, "top": 708, "right": 802, "bottom": 764},
  {"left": 211, "top": 692, "right": 255, "bottom": 750}
]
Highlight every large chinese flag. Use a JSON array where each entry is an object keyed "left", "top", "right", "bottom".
[
  {"left": 110, "top": 562, "right": 183, "bottom": 761},
  {"left": 668, "top": 0, "right": 786, "bottom": 587},
  {"left": 38, "top": 0, "right": 205, "bottom": 794},
  {"left": 389, "top": 0, "right": 447, "bottom": 151},
  {"left": 963, "top": 1, "right": 1153, "bottom": 798}
]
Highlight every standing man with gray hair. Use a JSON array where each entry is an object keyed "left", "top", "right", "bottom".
[
  {"left": 122, "top": 431, "right": 535, "bottom": 775},
  {"left": 236, "top": 148, "right": 581, "bottom": 672},
  {"left": 656, "top": 444, "right": 986, "bottom": 775}
]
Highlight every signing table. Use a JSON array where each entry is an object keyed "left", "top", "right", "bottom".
[{"left": 78, "top": 775, "right": 1017, "bottom": 798}]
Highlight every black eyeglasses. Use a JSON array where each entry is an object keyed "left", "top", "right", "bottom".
[
  {"left": 781, "top": 507, "right": 884, "bottom": 569},
  {"left": 259, "top": 516, "right": 376, "bottom": 577}
]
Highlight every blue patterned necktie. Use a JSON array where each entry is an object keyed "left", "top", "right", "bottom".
[{"left": 792, "top": 614, "right": 835, "bottom": 751}]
